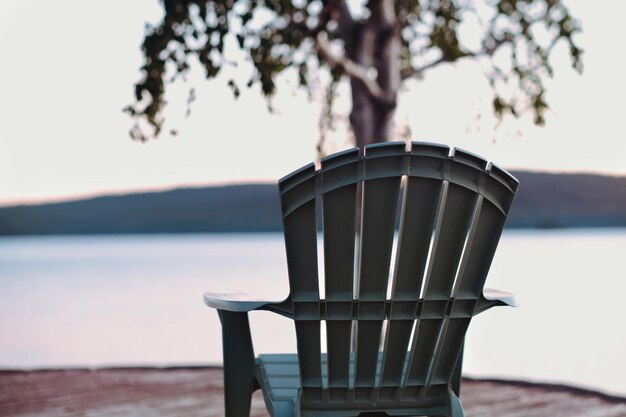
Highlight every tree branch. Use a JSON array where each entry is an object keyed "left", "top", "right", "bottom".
[
  {"left": 401, "top": 56, "right": 446, "bottom": 80},
  {"left": 315, "top": 32, "right": 394, "bottom": 106},
  {"left": 401, "top": 33, "right": 514, "bottom": 81}
]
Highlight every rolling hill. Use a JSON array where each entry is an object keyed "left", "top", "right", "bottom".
[{"left": 1, "top": 171, "right": 625, "bottom": 235}]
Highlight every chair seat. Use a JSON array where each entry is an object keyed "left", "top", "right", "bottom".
[
  {"left": 258, "top": 352, "right": 393, "bottom": 395},
  {"left": 256, "top": 354, "right": 302, "bottom": 402},
  {"left": 256, "top": 353, "right": 376, "bottom": 417},
  {"left": 255, "top": 354, "right": 300, "bottom": 417},
  {"left": 255, "top": 353, "right": 451, "bottom": 417}
]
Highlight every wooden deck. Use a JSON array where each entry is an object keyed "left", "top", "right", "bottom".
[{"left": 1, "top": 368, "right": 625, "bottom": 417}]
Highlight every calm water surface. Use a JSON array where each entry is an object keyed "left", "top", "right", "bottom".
[{"left": 0, "top": 230, "right": 624, "bottom": 396}]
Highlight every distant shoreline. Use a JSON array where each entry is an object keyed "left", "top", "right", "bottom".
[
  {"left": 1, "top": 226, "right": 626, "bottom": 239},
  {"left": 1, "top": 171, "right": 626, "bottom": 235}
]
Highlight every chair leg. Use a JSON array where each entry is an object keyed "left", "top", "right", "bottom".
[
  {"left": 218, "top": 310, "right": 257, "bottom": 417},
  {"left": 450, "top": 392, "right": 464, "bottom": 417}
]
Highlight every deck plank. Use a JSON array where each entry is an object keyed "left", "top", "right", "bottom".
[{"left": 0, "top": 368, "right": 624, "bottom": 417}]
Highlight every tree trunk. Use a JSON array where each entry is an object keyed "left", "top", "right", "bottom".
[
  {"left": 332, "top": 0, "right": 402, "bottom": 239},
  {"left": 347, "top": 0, "right": 401, "bottom": 151}
]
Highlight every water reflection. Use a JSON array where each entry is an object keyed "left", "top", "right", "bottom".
[{"left": 0, "top": 230, "right": 624, "bottom": 396}]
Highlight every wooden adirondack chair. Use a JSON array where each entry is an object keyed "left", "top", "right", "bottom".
[{"left": 205, "top": 141, "right": 519, "bottom": 417}]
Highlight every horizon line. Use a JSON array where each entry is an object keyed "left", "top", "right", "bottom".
[{"left": 2, "top": 167, "right": 625, "bottom": 208}]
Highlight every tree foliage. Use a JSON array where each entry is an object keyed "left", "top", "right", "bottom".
[{"left": 127, "top": 0, "right": 582, "bottom": 143}]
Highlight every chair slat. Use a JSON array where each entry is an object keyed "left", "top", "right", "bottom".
[
  {"left": 322, "top": 184, "right": 357, "bottom": 392},
  {"left": 295, "top": 321, "right": 322, "bottom": 390},
  {"left": 326, "top": 321, "right": 352, "bottom": 388},
  {"left": 380, "top": 320, "right": 414, "bottom": 386},
  {"left": 431, "top": 318, "right": 471, "bottom": 384},
  {"left": 323, "top": 185, "right": 357, "bottom": 300},
  {"left": 283, "top": 200, "right": 320, "bottom": 301},
  {"left": 392, "top": 177, "right": 443, "bottom": 299},
  {"left": 358, "top": 177, "right": 401, "bottom": 299},
  {"left": 405, "top": 319, "right": 442, "bottom": 385},
  {"left": 355, "top": 176, "right": 400, "bottom": 389},
  {"left": 424, "top": 183, "right": 478, "bottom": 299},
  {"left": 355, "top": 320, "right": 384, "bottom": 387},
  {"left": 283, "top": 199, "right": 322, "bottom": 396},
  {"left": 456, "top": 200, "right": 508, "bottom": 299}
]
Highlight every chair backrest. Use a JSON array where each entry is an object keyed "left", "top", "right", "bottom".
[{"left": 277, "top": 142, "right": 518, "bottom": 411}]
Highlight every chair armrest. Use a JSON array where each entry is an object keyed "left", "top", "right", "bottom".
[
  {"left": 475, "top": 287, "right": 518, "bottom": 315},
  {"left": 483, "top": 288, "right": 518, "bottom": 306},
  {"left": 204, "top": 292, "right": 293, "bottom": 318}
]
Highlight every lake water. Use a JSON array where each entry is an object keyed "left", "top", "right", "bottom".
[{"left": 0, "top": 230, "right": 624, "bottom": 397}]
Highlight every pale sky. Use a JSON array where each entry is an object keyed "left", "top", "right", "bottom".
[{"left": 1, "top": 0, "right": 624, "bottom": 206}]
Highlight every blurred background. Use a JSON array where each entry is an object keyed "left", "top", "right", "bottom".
[{"left": 0, "top": 0, "right": 624, "bottom": 398}]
